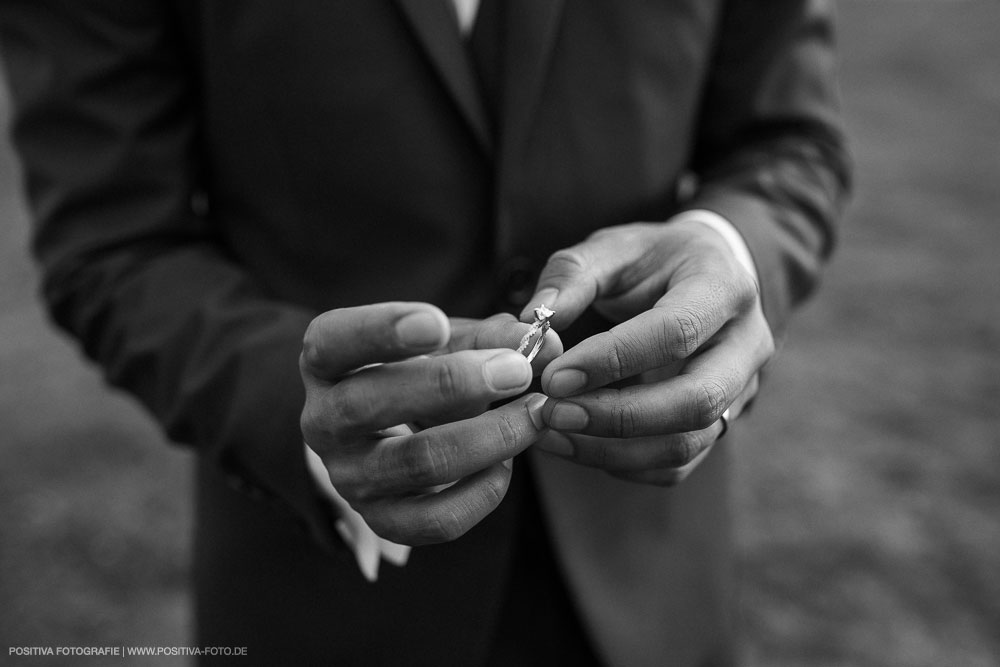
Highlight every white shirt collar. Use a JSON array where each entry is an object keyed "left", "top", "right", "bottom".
[{"left": 451, "top": 0, "right": 481, "bottom": 36}]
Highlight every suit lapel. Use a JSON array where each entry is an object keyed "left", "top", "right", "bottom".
[
  {"left": 393, "top": 0, "right": 493, "bottom": 154},
  {"left": 392, "top": 0, "right": 565, "bottom": 163}
]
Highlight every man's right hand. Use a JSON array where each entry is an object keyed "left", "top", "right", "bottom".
[{"left": 300, "top": 302, "right": 558, "bottom": 546}]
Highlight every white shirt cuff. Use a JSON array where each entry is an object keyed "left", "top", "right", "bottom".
[
  {"left": 668, "top": 209, "right": 759, "bottom": 284},
  {"left": 304, "top": 443, "right": 411, "bottom": 581}
]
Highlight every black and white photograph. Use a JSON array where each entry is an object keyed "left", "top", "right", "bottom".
[{"left": 0, "top": 1, "right": 997, "bottom": 665}]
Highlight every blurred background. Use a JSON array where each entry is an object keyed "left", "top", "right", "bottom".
[{"left": 1, "top": 2, "right": 997, "bottom": 665}]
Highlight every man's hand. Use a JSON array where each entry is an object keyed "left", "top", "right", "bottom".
[
  {"left": 521, "top": 219, "right": 774, "bottom": 486},
  {"left": 300, "top": 303, "right": 561, "bottom": 545}
]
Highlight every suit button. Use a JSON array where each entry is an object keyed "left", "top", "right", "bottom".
[{"left": 498, "top": 256, "right": 537, "bottom": 308}]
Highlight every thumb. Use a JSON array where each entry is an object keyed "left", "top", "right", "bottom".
[{"left": 519, "top": 234, "right": 624, "bottom": 330}]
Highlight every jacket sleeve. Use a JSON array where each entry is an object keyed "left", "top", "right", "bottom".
[
  {"left": 0, "top": 0, "right": 342, "bottom": 551},
  {"left": 685, "top": 0, "right": 852, "bottom": 337}
]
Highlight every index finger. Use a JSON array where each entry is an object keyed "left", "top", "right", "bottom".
[
  {"left": 518, "top": 228, "right": 643, "bottom": 331},
  {"left": 447, "top": 313, "right": 564, "bottom": 373},
  {"left": 540, "top": 274, "right": 745, "bottom": 397},
  {"left": 301, "top": 302, "right": 450, "bottom": 381},
  {"left": 329, "top": 393, "right": 548, "bottom": 495}
]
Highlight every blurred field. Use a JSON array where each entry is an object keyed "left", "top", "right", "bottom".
[{"left": 1, "top": 2, "right": 998, "bottom": 665}]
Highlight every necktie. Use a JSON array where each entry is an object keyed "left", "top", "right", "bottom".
[{"left": 468, "top": 0, "right": 504, "bottom": 131}]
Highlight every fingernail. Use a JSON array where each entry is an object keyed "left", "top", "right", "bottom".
[
  {"left": 547, "top": 402, "right": 589, "bottom": 431},
  {"left": 395, "top": 311, "right": 446, "bottom": 348},
  {"left": 521, "top": 288, "right": 559, "bottom": 321},
  {"left": 525, "top": 394, "right": 548, "bottom": 430},
  {"left": 534, "top": 288, "right": 559, "bottom": 309},
  {"left": 547, "top": 369, "right": 588, "bottom": 397},
  {"left": 484, "top": 352, "right": 532, "bottom": 391},
  {"left": 536, "top": 431, "right": 575, "bottom": 458}
]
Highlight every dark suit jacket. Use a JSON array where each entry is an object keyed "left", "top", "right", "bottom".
[{"left": 0, "top": 0, "right": 849, "bottom": 664}]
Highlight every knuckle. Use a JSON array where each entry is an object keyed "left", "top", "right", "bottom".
[
  {"left": 492, "top": 411, "right": 524, "bottom": 454},
  {"left": 669, "top": 307, "right": 707, "bottom": 358},
  {"left": 432, "top": 360, "right": 464, "bottom": 403},
  {"left": 760, "top": 324, "right": 776, "bottom": 360},
  {"left": 546, "top": 248, "right": 588, "bottom": 278},
  {"left": 329, "top": 385, "right": 371, "bottom": 429},
  {"left": 301, "top": 396, "right": 338, "bottom": 443},
  {"left": 691, "top": 379, "right": 728, "bottom": 429},
  {"left": 399, "top": 433, "right": 451, "bottom": 486},
  {"left": 609, "top": 398, "right": 641, "bottom": 439},
  {"left": 298, "top": 350, "right": 314, "bottom": 378},
  {"left": 731, "top": 273, "right": 759, "bottom": 311},
  {"left": 421, "top": 508, "right": 467, "bottom": 543},
  {"left": 605, "top": 329, "right": 644, "bottom": 379},
  {"left": 661, "top": 432, "right": 703, "bottom": 467},
  {"left": 300, "top": 324, "right": 323, "bottom": 373},
  {"left": 300, "top": 400, "right": 321, "bottom": 441},
  {"left": 480, "top": 470, "right": 509, "bottom": 509},
  {"left": 656, "top": 469, "right": 689, "bottom": 487},
  {"left": 363, "top": 446, "right": 395, "bottom": 488},
  {"left": 605, "top": 342, "right": 626, "bottom": 379},
  {"left": 469, "top": 318, "right": 490, "bottom": 351},
  {"left": 589, "top": 226, "right": 619, "bottom": 242},
  {"left": 472, "top": 313, "right": 516, "bottom": 352}
]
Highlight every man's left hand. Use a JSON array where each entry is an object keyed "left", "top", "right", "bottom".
[{"left": 521, "top": 218, "right": 774, "bottom": 486}]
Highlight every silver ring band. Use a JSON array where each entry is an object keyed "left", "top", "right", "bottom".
[{"left": 718, "top": 408, "right": 732, "bottom": 439}]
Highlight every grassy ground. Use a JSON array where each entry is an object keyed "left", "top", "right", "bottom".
[
  {"left": 1, "top": 2, "right": 998, "bottom": 665},
  {"left": 734, "top": 3, "right": 1000, "bottom": 665}
]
